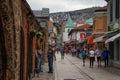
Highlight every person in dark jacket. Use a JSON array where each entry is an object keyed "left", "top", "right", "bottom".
[
  {"left": 102, "top": 47, "right": 110, "bottom": 67},
  {"left": 82, "top": 48, "right": 87, "bottom": 67},
  {"left": 47, "top": 45, "right": 56, "bottom": 73}
]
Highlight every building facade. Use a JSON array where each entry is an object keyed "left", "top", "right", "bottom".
[
  {"left": 0, "top": 0, "right": 43, "bottom": 80},
  {"left": 105, "top": 0, "right": 120, "bottom": 68},
  {"left": 63, "top": 16, "right": 76, "bottom": 42},
  {"left": 93, "top": 7, "right": 107, "bottom": 49},
  {"left": 33, "top": 8, "right": 49, "bottom": 62}
]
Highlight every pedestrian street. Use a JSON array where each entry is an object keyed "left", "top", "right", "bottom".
[{"left": 54, "top": 53, "right": 120, "bottom": 80}]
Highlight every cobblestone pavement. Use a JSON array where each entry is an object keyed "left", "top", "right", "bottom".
[{"left": 31, "top": 63, "right": 54, "bottom": 80}]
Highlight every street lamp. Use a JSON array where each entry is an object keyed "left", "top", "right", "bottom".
[{"left": 40, "top": 20, "right": 47, "bottom": 28}]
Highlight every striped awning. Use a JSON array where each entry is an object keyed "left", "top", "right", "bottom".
[
  {"left": 105, "top": 33, "right": 120, "bottom": 43},
  {"left": 93, "top": 36, "right": 105, "bottom": 42}
]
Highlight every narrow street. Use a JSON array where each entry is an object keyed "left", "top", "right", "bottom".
[
  {"left": 55, "top": 53, "right": 120, "bottom": 80},
  {"left": 1, "top": 0, "right": 120, "bottom": 80}
]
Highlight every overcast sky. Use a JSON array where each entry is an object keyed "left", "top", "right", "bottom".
[{"left": 26, "top": 0, "right": 107, "bottom": 13}]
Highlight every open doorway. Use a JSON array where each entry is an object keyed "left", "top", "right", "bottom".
[
  {"left": 20, "top": 27, "right": 24, "bottom": 80},
  {"left": 0, "top": 15, "right": 7, "bottom": 80}
]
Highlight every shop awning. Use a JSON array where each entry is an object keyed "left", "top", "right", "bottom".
[
  {"left": 87, "top": 35, "right": 95, "bottom": 45},
  {"left": 93, "top": 36, "right": 104, "bottom": 42},
  {"left": 105, "top": 33, "right": 120, "bottom": 43}
]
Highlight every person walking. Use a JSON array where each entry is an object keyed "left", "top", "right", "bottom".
[
  {"left": 35, "top": 47, "right": 43, "bottom": 73},
  {"left": 82, "top": 48, "right": 87, "bottom": 67},
  {"left": 79, "top": 49, "right": 83, "bottom": 58},
  {"left": 56, "top": 46, "right": 60, "bottom": 54},
  {"left": 71, "top": 46, "right": 76, "bottom": 56},
  {"left": 89, "top": 48, "right": 95, "bottom": 68},
  {"left": 95, "top": 47, "right": 103, "bottom": 67},
  {"left": 60, "top": 46, "right": 65, "bottom": 60},
  {"left": 47, "top": 45, "right": 56, "bottom": 73},
  {"left": 65, "top": 47, "right": 69, "bottom": 54},
  {"left": 102, "top": 47, "right": 110, "bottom": 67}
]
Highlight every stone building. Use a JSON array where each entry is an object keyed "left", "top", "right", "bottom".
[
  {"left": 0, "top": 0, "right": 43, "bottom": 80},
  {"left": 33, "top": 8, "right": 49, "bottom": 62}
]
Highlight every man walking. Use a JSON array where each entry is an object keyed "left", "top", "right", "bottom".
[
  {"left": 47, "top": 45, "right": 56, "bottom": 73},
  {"left": 60, "top": 46, "right": 65, "bottom": 60},
  {"left": 102, "top": 47, "right": 110, "bottom": 67}
]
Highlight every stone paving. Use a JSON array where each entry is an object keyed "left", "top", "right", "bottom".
[
  {"left": 55, "top": 54, "right": 120, "bottom": 80},
  {"left": 31, "top": 63, "right": 54, "bottom": 80},
  {"left": 31, "top": 53, "right": 120, "bottom": 80}
]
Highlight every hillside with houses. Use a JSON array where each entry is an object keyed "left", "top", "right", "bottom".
[{"left": 50, "top": 7, "right": 101, "bottom": 24}]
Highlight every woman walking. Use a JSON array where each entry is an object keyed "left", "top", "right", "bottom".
[
  {"left": 89, "top": 48, "right": 95, "bottom": 68},
  {"left": 95, "top": 47, "right": 103, "bottom": 67}
]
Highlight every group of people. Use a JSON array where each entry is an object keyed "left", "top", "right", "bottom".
[
  {"left": 81, "top": 47, "right": 110, "bottom": 68},
  {"left": 35, "top": 45, "right": 110, "bottom": 74}
]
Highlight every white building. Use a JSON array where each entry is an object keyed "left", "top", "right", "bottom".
[{"left": 63, "top": 16, "right": 76, "bottom": 42}]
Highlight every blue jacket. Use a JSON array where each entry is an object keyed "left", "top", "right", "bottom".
[{"left": 102, "top": 50, "right": 109, "bottom": 58}]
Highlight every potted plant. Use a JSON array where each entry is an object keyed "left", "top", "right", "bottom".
[
  {"left": 30, "top": 29, "right": 36, "bottom": 37},
  {"left": 36, "top": 32, "right": 42, "bottom": 38}
]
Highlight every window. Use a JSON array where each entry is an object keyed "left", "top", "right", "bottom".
[
  {"left": 48, "top": 33, "right": 50, "bottom": 37},
  {"left": 68, "top": 29, "right": 70, "bottom": 33},
  {"left": 110, "top": 2, "right": 113, "bottom": 22},
  {"left": 116, "top": 40, "right": 120, "bottom": 60},
  {"left": 116, "top": 0, "right": 119, "bottom": 19}
]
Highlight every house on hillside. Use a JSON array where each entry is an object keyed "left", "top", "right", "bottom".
[
  {"left": 105, "top": 0, "right": 120, "bottom": 68},
  {"left": 63, "top": 16, "right": 77, "bottom": 42}
]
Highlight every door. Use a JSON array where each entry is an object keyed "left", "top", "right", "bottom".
[
  {"left": 0, "top": 16, "right": 7, "bottom": 80},
  {"left": 20, "top": 28, "right": 24, "bottom": 80}
]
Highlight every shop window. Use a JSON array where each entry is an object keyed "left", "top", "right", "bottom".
[
  {"left": 116, "top": 0, "right": 119, "bottom": 19},
  {"left": 116, "top": 40, "right": 120, "bottom": 60},
  {"left": 110, "top": 2, "right": 113, "bottom": 22},
  {"left": 48, "top": 33, "right": 50, "bottom": 37},
  {"left": 109, "top": 42, "right": 114, "bottom": 59}
]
